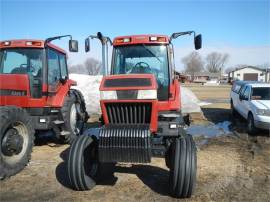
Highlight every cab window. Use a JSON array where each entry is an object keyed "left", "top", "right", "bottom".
[
  {"left": 59, "top": 53, "right": 68, "bottom": 78},
  {"left": 47, "top": 49, "right": 60, "bottom": 85}
]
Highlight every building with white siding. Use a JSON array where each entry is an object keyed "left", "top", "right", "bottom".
[{"left": 228, "top": 66, "right": 269, "bottom": 82}]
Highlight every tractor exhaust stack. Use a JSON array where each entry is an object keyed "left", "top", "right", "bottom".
[{"left": 85, "top": 32, "right": 112, "bottom": 76}]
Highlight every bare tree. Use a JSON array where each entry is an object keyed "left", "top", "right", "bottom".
[
  {"left": 84, "top": 58, "right": 101, "bottom": 75},
  {"left": 205, "top": 52, "right": 229, "bottom": 73},
  {"left": 68, "top": 64, "right": 87, "bottom": 74},
  {"left": 182, "top": 51, "right": 204, "bottom": 79},
  {"left": 224, "top": 67, "right": 235, "bottom": 74}
]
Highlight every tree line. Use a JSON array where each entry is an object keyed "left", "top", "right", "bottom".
[
  {"left": 181, "top": 51, "right": 229, "bottom": 74},
  {"left": 68, "top": 53, "right": 268, "bottom": 76},
  {"left": 69, "top": 57, "right": 102, "bottom": 75},
  {"left": 69, "top": 52, "right": 229, "bottom": 76}
]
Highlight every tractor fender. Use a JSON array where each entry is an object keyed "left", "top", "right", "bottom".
[{"left": 69, "top": 89, "right": 89, "bottom": 121}]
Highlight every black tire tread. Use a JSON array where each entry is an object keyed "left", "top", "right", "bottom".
[
  {"left": 169, "top": 134, "right": 197, "bottom": 198},
  {"left": 0, "top": 106, "right": 34, "bottom": 180},
  {"left": 68, "top": 135, "right": 96, "bottom": 191}
]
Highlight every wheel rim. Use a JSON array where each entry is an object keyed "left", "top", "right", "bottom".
[
  {"left": 70, "top": 104, "right": 77, "bottom": 132},
  {"left": 1, "top": 122, "right": 29, "bottom": 165}
]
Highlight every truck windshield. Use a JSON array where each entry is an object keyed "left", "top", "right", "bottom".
[
  {"left": 0, "top": 48, "right": 43, "bottom": 77},
  {"left": 112, "top": 45, "right": 169, "bottom": 100},
  {"left": 251, "top": 87, "right": 270, "bottom": 100}
]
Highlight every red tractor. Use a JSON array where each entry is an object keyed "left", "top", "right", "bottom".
[
  {"left": 68, "top": 32, "right": 202, "bottom": 198},
  {"left": 0, "top": 36, "right": 88, "bottom": 179}
]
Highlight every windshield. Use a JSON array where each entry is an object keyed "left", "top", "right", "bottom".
[
  {"left": 112, "top": 45, "right": 169, "bottom": 100},
  {"left": 251, "top": 87, "right": 270, "bottom": 100},
  {"left": 0, "top": 48, "right": 43, "bottom": 77}
]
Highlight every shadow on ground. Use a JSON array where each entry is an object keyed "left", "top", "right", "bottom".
[
  {"left": 55, "top": 146, "right": 170, "bottom": 196},
  {"left": 202, "top": 108, "right": 231, "bottom": 123}
]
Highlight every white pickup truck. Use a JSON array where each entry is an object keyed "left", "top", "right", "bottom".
[{"left": 230, "top": 81, "right": 270, "bottom": 135}]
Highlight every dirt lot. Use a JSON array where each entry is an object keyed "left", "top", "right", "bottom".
[{"left": 1, "top": 84, "right": 270, "bottom": 202}]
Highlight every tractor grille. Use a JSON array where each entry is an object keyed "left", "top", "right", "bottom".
[
  {"left": 98, "top": 124, "right": 152, "bottom": 163},
  {"left": 105, "top": 103, "right": 152, "bottom": 124}
]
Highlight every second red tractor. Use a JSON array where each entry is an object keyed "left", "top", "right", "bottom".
[{"left": 0, "top": 36, "right": 88, "bottom": 179}]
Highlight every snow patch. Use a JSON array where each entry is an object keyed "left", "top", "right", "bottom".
[
  {"left": 181, "top": 87, "right": 202, "bottom": 113},
  {"left": 69, "top": 74, "right": 203, "bottom": 116},
  {"left": 187, "top": 121, "right": 232, "bottom": 138},
  {"left": 198, "top": 102, "right": 212, "bottom": 106},
  {"left": 70, "top": 74, "right": 102, "bottom": 116}
]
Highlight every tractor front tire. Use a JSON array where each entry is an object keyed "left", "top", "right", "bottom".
[
  {"left": 68, "top": 135, "right": 99, "bottom": 190},
  {"left": 0, "top": 106, "right": 34, "bottom": 180},
  {"left": 169, "top": 135, "right": 197, "bottom": 198},
  {"left": 60, "top": 90, "right": 88, "bottom": 144}
]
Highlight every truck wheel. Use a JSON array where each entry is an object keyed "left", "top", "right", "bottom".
[
  {"left": 231, "top": 100, "right": 237, "bottom": 118},
  {"left": 169, "top": 135, "right": 197, "bottom": 198},
  {"left": 0, "top": 106, "right": 34, "bottom": 180},
  {"left": 68, "top": 135, "right": 99, "bottom": 190},
  {"left": 247, "top": 113, "right": 257, "bottom": 135},
  {"left": 60, "top": 90, "right": 88, "bottom": 144}
]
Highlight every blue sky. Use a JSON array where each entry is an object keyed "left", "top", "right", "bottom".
[{"left": 1, "top": 0, "right": 270, "bottom": 70}]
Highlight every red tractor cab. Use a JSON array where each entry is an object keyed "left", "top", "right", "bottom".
[
  {"left": 0, "top": 36, "right": 88, "bottom": 179},
  {"left": 68, "top": 32, "right": 202, "bottom": 198}
]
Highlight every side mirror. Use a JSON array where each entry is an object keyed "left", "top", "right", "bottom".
[
  {"left": 60, "top": 76, "right": 68, "bottom": 84},
  {"left": 69, "top": 40, "right": 78, "bottom": 52},
  {"left": 194, "top": 34, "right": 202, "bottom": 50},
  {"left": 85, "top": 38, "right": 90, "bottom": 52}
]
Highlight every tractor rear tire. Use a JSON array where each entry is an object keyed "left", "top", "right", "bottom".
[
  {"left": 0, "top": 106, "right": 34, "bottom": 180},
  {"left": 59, "top": 90, "right": 88, "bottom": 144},
  {"left": 169, "top": 135, "right": 197, "bottom": 198},
  {"left": 68, "top": 135, "right": 99, "bottom": 190}
]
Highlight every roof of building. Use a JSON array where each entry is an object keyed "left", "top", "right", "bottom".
[{"left": 230, "top": 66, "right": 267, "bottom": 73}]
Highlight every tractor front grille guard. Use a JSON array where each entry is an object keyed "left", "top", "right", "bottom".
[
  {"left": 98, "top": 124, "right": 151, "bottom": 163},
  {"left": 105, "top": 102, "right": 152, "bottom": 124}
]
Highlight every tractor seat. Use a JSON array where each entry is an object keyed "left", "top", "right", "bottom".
[{"left": 11, "top": 67, "right": 28, "bottom": 74}]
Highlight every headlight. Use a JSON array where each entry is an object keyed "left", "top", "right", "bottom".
[
  {"left": 137, "top": 90, "right": 157, "bottom": 99},
  {"left": 256, "top": 109, "right": 270, "bottom": 116},
  {"left": 100, "top": 91, "right": 117, "bottom": 100},
  {"left": 100, "top": 89, "right": 157, "bottom": 100}
]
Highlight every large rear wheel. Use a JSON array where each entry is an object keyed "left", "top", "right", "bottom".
[
  {"left": 59, "top": 90, "right": 88, "bottom": 144},
  {"left": 67, "top": 135, "right": 99, "bottom": 190},
  {"left": 0, "top": 106, "right": 34, "bottom": 180},
  {"left": 169, "top": 135, "right": 197, "bottom": 198}
]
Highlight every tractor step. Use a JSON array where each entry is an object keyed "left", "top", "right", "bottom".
[
  {"left": 98, "top": 124, "right": 151, "bottom": 163},
  {"left": 60, "top": 131, "right": 71, "bottom": 136},
  {"left": 54, "top": 120, "right": 65, "bottom": 125}
]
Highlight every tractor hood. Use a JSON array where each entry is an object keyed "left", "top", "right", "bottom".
[
  {"left": 99, "top": 74, "right": 158, "bottom": 100},
  {"left": 0, "top": 74, "right": 30, "bottom": 106}
]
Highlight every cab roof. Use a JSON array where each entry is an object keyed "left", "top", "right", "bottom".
[
  {"left": 0, "top": 39, "right": 66, "bottom": 54},
  {"left": 113, "top": 34, "right": 170, "bottom": 46}
]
